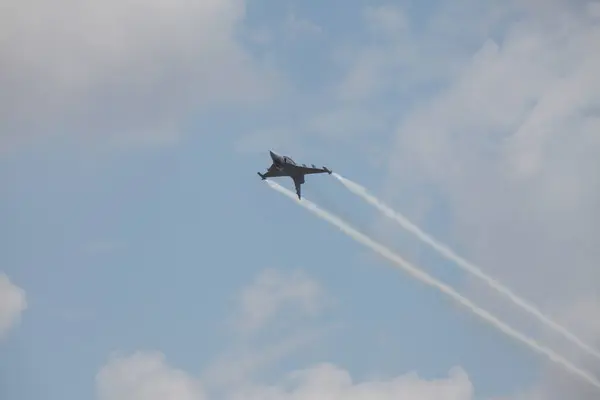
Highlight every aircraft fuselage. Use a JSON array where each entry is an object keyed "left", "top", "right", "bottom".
[
  {"left": 258, "top": 150, "right": 331, "bottom": 199},
  {"left": 269, "top": 151, "right": 302, "bottom": 179}
]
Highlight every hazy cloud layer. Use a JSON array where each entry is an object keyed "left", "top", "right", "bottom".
[
  {"left": 0, "top": 0, "right": 280, "bottom": 150},
  {"left": 362, "top": 1, "right": 600, "bottom": 398},
  {"left": 383, "top": 0, "right": 600, "bottom": 318}
]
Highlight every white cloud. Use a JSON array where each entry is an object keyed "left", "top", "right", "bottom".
[
  {"left": 335, "top": 1, "right": 507, "bottom": 104},
  {"left": 202, "top": 268, "right": 336, "bottom": 390},
  {"left": 0, "top": 273, "right": 27, "bottom": 339},
  {"left": 231, "top": 268, "right": 330, "bottom": 336},
  {"left": 96, "top": 269, "right": 473, "bottom": 400},
  {"left": 230, "top": 364, "right": 473, "bottom": 400},
  {"left": 97, "top": 350, "right": 474, "bottom": 400},
  {"left": 513, "top": 298, "right": 600, "bottom": 400},
  {"left": 372, "top": 0, "right": 600, "bottom": 396},
  {"left": 96, "top": 351, "right": 208, "bottom": 400},
  {"left": 386, "top": 0, "right": 600, "bottom": 307},
  {"left": 202, "top": 327, "right": 329, "bottom": 389},
  {"left": 0, "top": 0, "right": 280, "bottom": 151}
]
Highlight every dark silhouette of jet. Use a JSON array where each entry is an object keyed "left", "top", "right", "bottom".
[{"left": 258, "top": 151, "right": 332, "bottom": 199}]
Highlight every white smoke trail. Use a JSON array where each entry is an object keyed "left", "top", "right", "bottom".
[
  {"left": 332, "top": 173, "right": 600, "bottom": 362},
  {"left": 265, "top": 179, "right": 600, "bottom": 391}
]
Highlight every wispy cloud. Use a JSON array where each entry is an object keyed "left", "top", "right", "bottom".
[
  {"left": 96, "top": 269, "right": 339, "bottom": 399},
  {"left": 285, "top": 12, "right": 322, "bottom": 38},
  {"left": 230, "top": 268, "right": 331, "bottom": 337},
  {"left": 201, "top": 326, "right": 332, "bottom": 389},
  {"left": 91, "top": 265, "right": 476, "bottom": 399},
  {"left": 364, "top": 4, "right": 410, "bottom": 36},
  {"left": 0, "top": 273, "right": 27, "bottom": 339}
]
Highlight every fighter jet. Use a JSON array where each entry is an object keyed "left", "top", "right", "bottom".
[{"left": 258, "top": 151, "right": 332, "bottom": 199}]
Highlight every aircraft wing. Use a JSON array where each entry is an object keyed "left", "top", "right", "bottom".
[
  {"left": 294, "top": 165, "right": 332, "bottom": 175},
  {"left": 293, "top": 176, "right": 302, "bottom": 199},
  {"left": 258, "top": 163, "right": 287, "bottom": 179}
]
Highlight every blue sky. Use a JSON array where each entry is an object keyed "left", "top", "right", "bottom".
[{"left": 2, "top": 0, "right": 600, "bottom": 399}]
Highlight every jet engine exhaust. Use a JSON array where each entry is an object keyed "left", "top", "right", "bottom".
[
  {"left": 331, "top": 172, "right": 600, "bottom": 363},
  {"left": 265, "top": 179, "right": 600, "bottom": 392}
]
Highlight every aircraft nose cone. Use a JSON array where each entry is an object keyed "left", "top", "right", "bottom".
[{"left": 270, "top": 150, "right": 279, "bottom": 160}]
